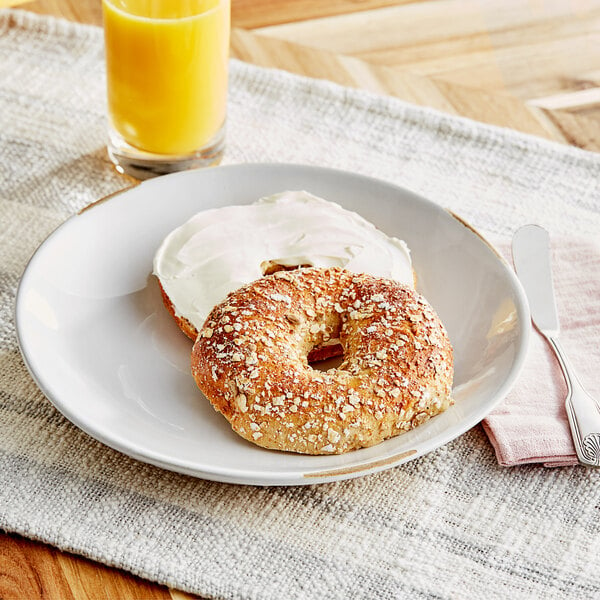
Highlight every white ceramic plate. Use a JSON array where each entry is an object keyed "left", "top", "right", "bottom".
[{"left": 16, "top": 164, "right": 530, "bottom": 486}]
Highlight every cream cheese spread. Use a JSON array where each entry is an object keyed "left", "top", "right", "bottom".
[{"left": 153, "top": 190, "right": 413, "bottom": 332}]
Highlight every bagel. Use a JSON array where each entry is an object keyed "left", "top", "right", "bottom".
[
  {"left": 153, "top": 191, "right": 414, "bottom": 343},
  {"left": 191, "top": 267, "right": 453, "bottom": 455}
]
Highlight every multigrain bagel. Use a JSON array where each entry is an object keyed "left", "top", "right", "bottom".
[{"left": 191, "top": 267, "right": 454, "bottom": 455}]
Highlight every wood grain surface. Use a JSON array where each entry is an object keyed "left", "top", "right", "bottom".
[
  {"left": 1, "top": 0, "right": 599, "bottom": 598},
  {"left": 14, "top": 0, "right": 600, "bottom": 151}
]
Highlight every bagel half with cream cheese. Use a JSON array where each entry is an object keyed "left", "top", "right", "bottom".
[{"left": 153, "top": 191, "right": 415, "bottom": 344}]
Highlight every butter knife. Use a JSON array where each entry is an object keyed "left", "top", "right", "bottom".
[{"left": 512, "top": 224, "right": 600, "bottom": 467}]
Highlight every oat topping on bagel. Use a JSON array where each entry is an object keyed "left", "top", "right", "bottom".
[{"left": 191, "top": 267, "right": 453, "bottom": 455}]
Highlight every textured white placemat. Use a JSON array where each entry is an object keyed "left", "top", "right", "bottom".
[{"left": 1, "top": 9, "right": 600, "bottom": 600}]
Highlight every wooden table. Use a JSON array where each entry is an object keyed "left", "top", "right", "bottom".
[{"left": 1, "top": 1, "right": 599, "bottom": 598}]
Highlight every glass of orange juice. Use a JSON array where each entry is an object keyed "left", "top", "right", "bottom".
[{"left": 102, "top": 0, "right": 230, "bottom": 179}]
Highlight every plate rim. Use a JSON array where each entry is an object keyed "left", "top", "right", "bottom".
[{"left": 15, "top": 162, "right": 531, "bottom": 485}]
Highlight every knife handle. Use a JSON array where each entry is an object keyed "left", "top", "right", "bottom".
[{"left": 546, "top": 335, "right": 600, "bottom": 467}]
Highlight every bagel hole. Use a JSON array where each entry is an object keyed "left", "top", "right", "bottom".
[
  {"left": 311, "top": 352, "right": 344, "bottom": 372},
  {"left": 307, "top": 341, "right": 344, "bottom": 371},
  {"left": 260, "top": 260, "right": 311, "bottom": 276}
]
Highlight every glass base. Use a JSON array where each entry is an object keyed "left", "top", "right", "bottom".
[{"left": 107, "top": 123, "right": 225, "bottom": 180}]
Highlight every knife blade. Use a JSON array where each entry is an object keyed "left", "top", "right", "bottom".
[
  {"left": 512, "top": 224, "right": 559, "bottom": 337},
  {"left": 512, "top": 224, "right": 600, "bottom": 467}
]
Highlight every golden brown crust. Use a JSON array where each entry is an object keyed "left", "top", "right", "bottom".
[{"left": 191, "top": 267, "right": 454, "bottom": 455}]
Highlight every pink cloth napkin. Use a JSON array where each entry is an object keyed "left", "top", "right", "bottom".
[{"left": 482, "top": 236, "right": 600, "bottom": 467}]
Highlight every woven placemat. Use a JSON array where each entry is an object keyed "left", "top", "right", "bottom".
[{"left": 1, "top": 9, "right": 600, "bottom": 600}]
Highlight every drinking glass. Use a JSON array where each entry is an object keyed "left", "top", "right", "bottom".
[{"left": 102, "top": 0, "right": 230, "bottom": 179}]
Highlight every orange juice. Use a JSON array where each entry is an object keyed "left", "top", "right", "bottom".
[{"left": 102, "top": 0, "right": 230, "bottom": 156}]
